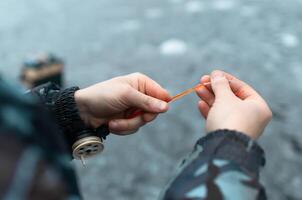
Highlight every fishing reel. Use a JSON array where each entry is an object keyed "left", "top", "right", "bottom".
[
  {"left": 72, "top": 136, "right": 103, "bottom": 160},
  {"left": 54, "top": 86, "right": 110, "bottom": 164},
  {"left": 69, "top": 125, "right": 110, "bottom": 161}
]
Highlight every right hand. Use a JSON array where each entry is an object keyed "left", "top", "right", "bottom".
[
  {"left": 75, "top": 73, "right": 170, "bottom": 135},
  {"left": 196, "top": 70, "right": 272, "bottom": 139}
]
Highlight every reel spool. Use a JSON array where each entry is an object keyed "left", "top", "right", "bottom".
[{"left": 72, "top": 136, "right": 104, "bottom": 160}]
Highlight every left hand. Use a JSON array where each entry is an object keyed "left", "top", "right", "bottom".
[
  {"left": 195, "top": 70, "right": 272, "bottom": 139},
  {"left": 74, "top": 73, "right": 171, "bottom": 135}
]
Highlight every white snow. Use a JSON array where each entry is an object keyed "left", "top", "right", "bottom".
[
  {"left": 185, "top": 1, "right": 205, "bottom": 13},
  {"left": 159, "top": 39, "right": 188, "bottom": 55},
  {"left": 212, "top": 0, "right": 236, "bottom": 11},
  {"left": 281, "top": 33, "right": 300, "bottom": 48}
]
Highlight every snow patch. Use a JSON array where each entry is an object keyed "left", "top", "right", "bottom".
[
  {"left": 159, "top": 39, "right": 188, "bottom": 55},
  {"left": 281, "top": 33, "right": 300, "bottom": 48},
  {"left": 185, "top": 1, "right": 205, "bottom": 13},
  {"left": 212, "top": 0, "right": 236, "bottom": 11}
]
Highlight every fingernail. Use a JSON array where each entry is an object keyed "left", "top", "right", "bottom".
[
  {"left": 212, "top": 71, "right": 224, "bottom": 80},
  {"left": 197, "top": 88, "right": 205, "bottom": 95},
  {"left": 195, "top": 85, "right": 205, "bottom": 93}
]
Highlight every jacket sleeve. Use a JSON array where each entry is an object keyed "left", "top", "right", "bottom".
[
  {"left": 161, "top": 130, "right": 267, "bottom": 200},
  {"left": 26, "top": 83, "right": 78, "bottom": 152},
  {"left": 26, "top": 82, "right": 62, "bottom": 115},
  {"left": 0, "top": 80, "right": 80, "bottom": 200}
]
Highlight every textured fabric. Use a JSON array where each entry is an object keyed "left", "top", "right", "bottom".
[
  {"left": 161, "top": 130, "right": 266, "bottom": 200},
  {"left": 0, "top": 79, "right": 80, "bottom": 200},
  {"left": 26, "top": 82, "right": 61, "bottom": 112},
  {"left": 29, "top": 82, "right": 110, "bottom": 151}
]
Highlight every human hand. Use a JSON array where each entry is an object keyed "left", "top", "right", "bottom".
[
  {"left": 196, "top": 70, "right": 272, "bottom": 139},
  {"left": 75, "top": 73, "right": 171, "bottom": 135}
]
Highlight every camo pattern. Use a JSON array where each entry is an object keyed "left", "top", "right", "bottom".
[{"left": 161, "top": 131, "right": 266, "bottom": 200}]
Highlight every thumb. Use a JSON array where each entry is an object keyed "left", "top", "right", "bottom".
[
  {"left": 210, "top": 70, "right": 234, "bottom": 98},
  {"left": 129, "top": 89, "right": 169, "bottom": 113}
]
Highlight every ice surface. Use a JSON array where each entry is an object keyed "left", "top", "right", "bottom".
[{"left": 1, "top": 0, "right": 302, "bottom": 199}]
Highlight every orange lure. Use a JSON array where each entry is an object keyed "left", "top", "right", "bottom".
[
  {"left": 128, "top": 82, "right": 211, "bottom": 119},
  {"left": 169, "top": 83, "right": 209, "bottom": 103}
]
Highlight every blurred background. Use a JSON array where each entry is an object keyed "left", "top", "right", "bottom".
[{"left": 1, "top": 0, "right": 302, "bottom": 199}]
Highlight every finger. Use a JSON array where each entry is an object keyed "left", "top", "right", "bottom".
[
  {"left": 109, "top": 116, "right": 146, "bottom": 133},
  {"left": 196, "top": 85, "right": 215, "bottom": 106},
  {"left": 128, "top": 89, "right": 169, "bottom": 113},
  {"left": 198, "top": 100, "right": 210, "bottom": 119},
  {"left": 135, "top": 73, "right": 172, "bottom": 102},
  {"left": 200, "top": 75, "right": 210, "bottom": 83},
  {"left": 219, "top": 71, "right": 260, "bottom": 100},
  {"left": 111, "top": 129, "right": 139, "bottom": 135},
  {"left": 142, "top": 113, "right": 158, "bottom": 123},
  {"left": 200, "top": 75, "right": 212, "bottom": 92},
  {"left": 210, "top": 70, "right": 235, "bottom": 98}
]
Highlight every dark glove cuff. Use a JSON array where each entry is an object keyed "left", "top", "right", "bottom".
[
  {"left": 54, "top": 87, "right": 110, "bottom": 147},
  {"left": 196, "top": 129, "right": 265, "bottom": 174},
  {"left": 54, "top": 86, "right": 82, "bottom": 133}
]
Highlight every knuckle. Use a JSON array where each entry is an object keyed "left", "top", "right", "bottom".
[
  {"left": 124, "top": 85, "right": 133, "bottom": 94},
  {"left": 122, "top": 85, "right": 135, "bottom": 101},
  {"left": 144, "top": 97, "right": 153, "bottom": 108}
]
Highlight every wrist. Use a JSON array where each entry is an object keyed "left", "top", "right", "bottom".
[
  {"left": 206, "top": 119, "right": 262, "bottom": 139},
  {"left": 74, "top": 89, "right": 91, "bottom": 127},
  {"left": 74, "top": 89, "right": 107, "bottom": 128}
]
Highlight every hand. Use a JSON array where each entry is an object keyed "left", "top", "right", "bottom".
[
  {"left": 196, "top": 70, "right": 272, "bottom": 139},
  {"left": 75, "top": 73, "right": 171, "bottom": 135}
]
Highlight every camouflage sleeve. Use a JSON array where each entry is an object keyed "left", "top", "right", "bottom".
[{"left": 161, "top": 130, "right": 266, "bottom": 200}]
